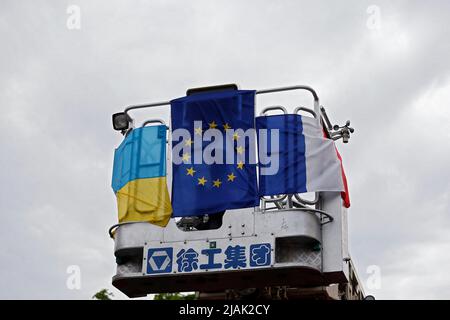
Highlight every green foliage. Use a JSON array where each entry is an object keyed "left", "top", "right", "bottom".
[
  {"left": 92, "top": 289, "right": 114, "bottom": 300},
  {"left": 153, "top": 292, "right": 196, "bottom": 300}
]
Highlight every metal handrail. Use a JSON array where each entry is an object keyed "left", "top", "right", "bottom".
[
  {"left": 294, "top": 207, "right": 334, "bottom": 225},
  {"left": 294, "top": 106, "right": 317, "bottom": 119},
  {"left": 122, "top": 85, "right": 320, "bottom": 122},
  {"left": 259, "top": 105, "right": 287, "bottom": 116},
  {"left": 261, "top": 194, "right": 288, "bottom": 202},
  {"left": 115, "top": 85, "right": 328, "bottom": 227},
  {"left": 262, "top": 207, "right": 333, "bottom": 225},
  {"left": 260, "top": 194, "right": 287, "bottom": 210},
  {"left": 260, "top": 193, "right": 320, "bottom": 211},
  {"left": 108, "top": 221, "right": 151, "bottom": 239},
  {"left": 141, "top": 119, "right": 171, "bottom": 147},
  {"left": 320, "top": 106, "right": 333, "bottom": 131},
  {"left": 257, "top": 85, "right": 319, "bottom": 100},
  {"left": 142, "top": 119, "right": 167, "bottom": 127},
  {"left": 294, "top": 193, "right": 320, "bottom": 206},
  {"left": 125, "top": 101, "right": 170, "bottom": 118}
]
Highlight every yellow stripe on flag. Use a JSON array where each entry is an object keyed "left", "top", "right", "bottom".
[{"left": 116, "top": 177, "right": 172, "bottom": 227}]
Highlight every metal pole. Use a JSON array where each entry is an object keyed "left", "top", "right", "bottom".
[{"left": 122, "top": 85, "right": 321, "bottom": 124}]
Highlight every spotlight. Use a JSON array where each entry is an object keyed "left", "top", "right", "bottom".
[{"left": 112, "top": 112, "right": 130, "bottom": 131}]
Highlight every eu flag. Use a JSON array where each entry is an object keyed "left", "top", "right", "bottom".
[{"left": 170, "top": 90, "right": 258, "bottom": 217}]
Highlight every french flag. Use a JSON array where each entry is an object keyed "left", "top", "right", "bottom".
[{"left": 256, "top": 114, "right": 349, "bottom": 207}]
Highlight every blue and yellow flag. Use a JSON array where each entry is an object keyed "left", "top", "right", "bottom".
[
  {"left": 112, "top": 125, "right": 172, "bottom": 227},
  {"left": 170, "top": 90, "right": 259, "bottom": 217}
]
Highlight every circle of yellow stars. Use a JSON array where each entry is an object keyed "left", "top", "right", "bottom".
[
  {"left": 185, "top": 168, "right": 239, "bottom": 189},
  {"left": 183, "top": 120, "right": 245, "bottom": 188}
]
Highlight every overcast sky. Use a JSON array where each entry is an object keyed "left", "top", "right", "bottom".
[{"left": 1, "top": 0, "right": 449, "bottom": 299}]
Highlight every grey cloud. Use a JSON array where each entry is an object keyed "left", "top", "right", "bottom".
[{"left": 1, "top": 0, "right": 449, "bottom": 299}]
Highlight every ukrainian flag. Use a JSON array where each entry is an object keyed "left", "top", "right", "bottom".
[{"left": 112, "top": 125, "right": 172, "bottom": 227}]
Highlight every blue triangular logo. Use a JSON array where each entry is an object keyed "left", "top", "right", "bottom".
[{"left": 152, "top": 255, "right": 167, "bottom": 270}]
